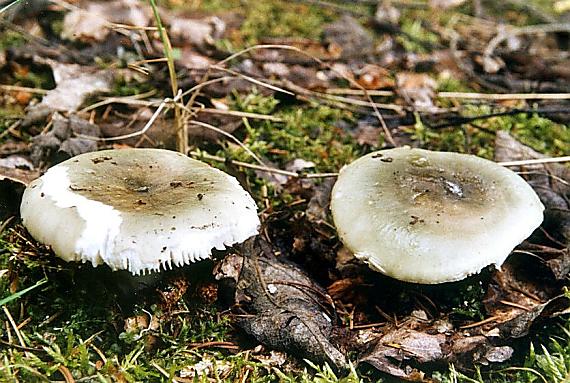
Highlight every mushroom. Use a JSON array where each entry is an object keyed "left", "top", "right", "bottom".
[
  {"left": 20, "top": 149, "right": 260, "bottom": 275},
  {"left": 330, "top": 147, "right": 544, "bottom": 284}
]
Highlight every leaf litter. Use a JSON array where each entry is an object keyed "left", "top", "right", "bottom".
[
  {"left": 29, "top": 58, "right": 113, "bottom": 113},
  {"left": 215, "top": 237, "right": 348, "bottom": 369},
  {"left": 0, "top": 0, "right": 569, "bottom": 381},
  {"left": 30, "top": 112, "right": 101, "bottom": 168}
]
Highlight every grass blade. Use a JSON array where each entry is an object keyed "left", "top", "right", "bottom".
[
  {"left": 0, "top": 0, "right": 24, "bottom": 15},
  {"left": 0, "top": 278, "right": 47, "bottom": 306},
  {"left": 148, "top": 0, "right": 186, "bottom": 154}
]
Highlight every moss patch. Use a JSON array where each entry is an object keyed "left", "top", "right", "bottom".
[{"left": 405, "top": 105, "right": 568, "bottom": 159}]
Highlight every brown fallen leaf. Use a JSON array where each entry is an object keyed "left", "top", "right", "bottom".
[
  {"left": 0, "top": 166, "right": 38, "bottom": 186},
  {"left": 495, "top": 131, "right": 569, "bottom": 276},
  {"left": 495, "top": 131, "right": 569, "bottom": 211},
  {"left": 355, "top": 64, "right": 394, "bottom": 90},
  {"left": 483, "top": 257, "right": 565, "bottom": 338},
  {"left": 179, "top": 358, "right": 232, "bottom": 380},
  {"left": 262, "top": 62, "right": 291, "bottom": 78},
  {"left": 157, "top": 277, "right": 189, "bottom": 312},
  {"left": 176, "top": 48, "right": 212, "bottom": 70},
  {"left": 98, "top": 108, "right": 176, "bottom": 149},
  {"left": 353, "top": 131, "right": 570, "bottom": 380},
  {"left": 62, "top": 9, "right": 108, "bottom": 42},
  {"left": 123, "top": 310, "right": 161, "bottom": 352},
  {"left": 306, "top": 178, "right": 335, "bottom": 224},
  {"left": 167, "top": 15, "right": 225, "bottom": 47},
  {"left": 359, "top": 326, "right": 446, "bottom": 380},
  {"left": 322, "top": 15, "right": 374, "bottom": 59},
  {"left": 396, "top": 72, "right": 438, "bottom": 111},
  {"left": 29, "top": 59, "right": 113, "bottom": 113},
  {"left": 485, "top": 131, "right": 570, "bottom": 337},
  {"left": 351, "top": 123, "right": 382, "bottom": 147},
  {"left": 30, "top": 113, "right": 101, "bottom": 168},
  {"left": 0, "top": 141, "right": 29, "bottom": 158},
  {"left": 358, "top": 318, "right": 513, "bottom": 381},
  {"left": 474, "top": 53, "right": 505, "bottom": 74},
  {"left": 375, "top": 2, "right": 400, "bottom": 25},
  {"left": 62, "top": 0, "right": 151, "bottom": 43},
  {"left": 215, "top": 238, "right": 348, "bottom": 369},
  {"left": 545, "top": 247, "right": 570, "bottom": 280},
  {"left": 287, "top": 65, "right": 329, "bottom": 91}
]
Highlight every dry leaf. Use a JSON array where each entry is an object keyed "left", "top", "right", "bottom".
[
  {"left": 262, "top": 62, "right": 291, "bottom": 77},
  {"left": 168, "top": 16, "right": 225, "bottom": 47},
  {"left": 0, "top": 155, "right": 33, "bottom": 171},
  {"left": 177, "top": 49, "right": 212, "bottom": 70},
  {"left": 253, "top": 38, "right": 342, "bottom": 62},
  {"left": 30, "top": 113, "right": 101, "bottom": 168},
  {"left": 62, "top": 0, "right": 150, "bottom": 42},
  {"left": 179, "top": 358, "right": 232, "bottom": 379},
  {"left": 495, "top": 132, "right": 569, "bottom": 241},
  {"left": 355, "top": 64, "right": 394, "bottom": 90},
  {"left": 396, "top": 72, "right": 437, "bottom": 111},
  {"left": 359, "top": 323, "right": 496, "bottom": 381},
  {"left": 351, "top": 124, "right": 382, "bottom": 147},
  {"left": 32, "top": 59, "right": 113, "bottom": 112},
  {"left": 215, "top": 238, "right": 348, "bottom": 369},
  {"left": 323, "top": 15, "right": 374, "bottom": 59},
  {"left": 429, "top": 0, "right": 467, "bottom": 9},
  {"left": 375, "top": 2, "right": 400, "bottom": 25}
]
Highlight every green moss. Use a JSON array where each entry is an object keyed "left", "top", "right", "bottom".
[
  {"left": 0, "top": 106, "right": 24, "bottom": 138},
  {"left": 2, "top": 1, "right": 568, "bottom": 380},
  {"left": 404, "top": 106, "right": 568, "bottom": 159},
  {"left": 0, "top": 89, "right": 364, "bottom": 379},
  {"left": 404, "top": 114, "right": 478, "bottom": 155},
  {"left": 112, "top": 78, "right": 154, "bottom": 97},
  {"left": 463, "top": 105, "right": 569, "bottom": 157},
  {"left": 437, "top": 75, "right": 475, "bottom": 93},
  {"left": 189, "top": 0, "right": 241, "bottom": 12},
  {"left": 238, "top": 1, "right": 336, "bottom": 46},
  {"left": 9, "top": 64, "right": 55, "bottom": 91},
  {"left": 0, "top": 29, "right": 25, "bottom": 50},
  {"left": 502, "top": 112, "right": 569, "bottom": 157},
  {"left": 228, "top": 91, "right": 359, "bottom": 172},
  {"left": 0, "top": 226, "right": 260, "bottom": 382},
  {"left": 447, "top": 281, "right": 486, "bottom": 320},
  {"left": 397, "top": 19, "right": 439, "bottom": 53},
  {"left": 203, "top": 92, "right": 359, "bottom": 210}
]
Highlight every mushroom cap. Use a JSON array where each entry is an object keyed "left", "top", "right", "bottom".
[
  {"left": 331, "top": 147, "right": 544, "bottom": 284},
  {"left": 20, "top": 149, "right": 260, "bottom": 275}
]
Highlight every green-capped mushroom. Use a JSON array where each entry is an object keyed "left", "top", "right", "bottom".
[
  {"left": 20, "top": 149, "right": 260, "bottom": 275},
  {"left": 331, "top": 147, "right": 544, "bottom": 284}
]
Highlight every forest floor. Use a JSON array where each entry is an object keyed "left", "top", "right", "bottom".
[{"left": 0, "top": 0, "right": 569, "bottom": 382}]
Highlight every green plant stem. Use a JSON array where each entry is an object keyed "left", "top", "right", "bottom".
[
  {"left": 0, "top": 279, "right": 47, "bottom": 307},
  {"left": 148, "top": 0, "right": 187, "bottom": 154},
  {"left": 0, "top": 0, "right": 24, "bottom": 15}
]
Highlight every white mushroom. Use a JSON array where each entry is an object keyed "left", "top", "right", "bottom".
[
  {"left": 331, "top": 147, "right": 544, "bottom": 284},
  {"left": 20, "top": 149, "right": 260, "bottom": 275}
]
